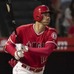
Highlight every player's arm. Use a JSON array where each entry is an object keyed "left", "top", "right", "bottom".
[
  {"left": 28, "top": 30, "right": 57, "bottom": 56},
  {"left": 5, "top": 31, "right": 26, "bottom": 60},
  {"left": 28, "top": 41, "right": 57, "bottom": 56},
  {"left": 5, "top": 32, "right": 17, "bottom": 56}
]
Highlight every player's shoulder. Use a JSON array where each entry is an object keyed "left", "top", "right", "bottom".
[
  {"left": 46, "top": 26, "right": 57, "bottom": 32},
  {"left": 46, "top": 26, "right": 57, "bottom": 40}
]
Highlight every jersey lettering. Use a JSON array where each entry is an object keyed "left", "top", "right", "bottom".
[
  {"left": 41, "top": 56, "right": 47, "bottom": 64},
  {"left": 26, "top": 41, "right": 45, "bottom": 48}
]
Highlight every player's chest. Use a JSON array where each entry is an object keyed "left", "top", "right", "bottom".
[
  {"left": 22, "top": 33, "right": 47, "bottom": 46},
  {"left": 24, "top": 34, "right": 46, "bottom": 42}
]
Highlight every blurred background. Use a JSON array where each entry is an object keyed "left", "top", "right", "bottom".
[{"left": 0, "top": 0, "right": 74, "bottom": 74}]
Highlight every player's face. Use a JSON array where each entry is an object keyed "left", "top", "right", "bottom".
[{"left": 41, "top": 12, "right": 50, "bottom": 26}]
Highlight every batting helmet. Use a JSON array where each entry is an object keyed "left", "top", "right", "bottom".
[{"left": 33, "top": 5, "right": 50, "bottom": 21}]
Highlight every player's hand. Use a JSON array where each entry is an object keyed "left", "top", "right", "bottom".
[
  {"left": 16, "top": 43, "right": 28, "bottom": 52},
  {"left": 14, "top": 44, "right": 28, "bottom": 60},
  {"left": 14, "top": 50, "right": 24, "bottom": 60}
]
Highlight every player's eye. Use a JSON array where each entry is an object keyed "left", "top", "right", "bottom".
[{"left": 42, "top": 13, "right": 50, "bottom": 17}]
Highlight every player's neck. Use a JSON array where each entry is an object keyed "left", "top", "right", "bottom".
[{"left": 34, "top": 22, "right": 45, "bottom": 34}]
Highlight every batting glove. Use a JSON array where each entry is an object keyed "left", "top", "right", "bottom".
[
  {"left": 16, "top": 43, "right": 28, "bottom": 52},
  {"left": 14, "top": 44, "right": 28, "bottom": 60}
]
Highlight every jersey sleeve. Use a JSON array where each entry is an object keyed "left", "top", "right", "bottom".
[
  {"left": 5, "top": 27, "right": 21, "bottom": 56},
  {"left": 28, "top": 29, "right": 58, "bottom": 56},
  {"left": 46, "top": 28, "right": 57, "bottom": 46}
]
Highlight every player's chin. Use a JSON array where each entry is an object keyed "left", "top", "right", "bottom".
[{"left": 43, "top": 22, "right": 49, "bottom": 26}]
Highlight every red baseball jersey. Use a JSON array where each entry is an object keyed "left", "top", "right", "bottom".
[{"left": 5, "top": 24, "right": 57, "bottom": 67}]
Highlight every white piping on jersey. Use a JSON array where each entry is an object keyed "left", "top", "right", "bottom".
[
  {"left": 6, "top": 37, "right": 15, "bottom": 45},
  {"left": 45, "top": 41, "right": 57, "bottom": 46},
  {"left": 33, "top": 24, "right": 44, "bottom": 35},
  {"left": 5, "top": 38, "right": 15, "bottom": 53}
]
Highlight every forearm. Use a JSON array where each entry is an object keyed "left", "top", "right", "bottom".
[
  {"left": 29, "top": 43, "right": 56, "bottom": 55},
  {"left": 5, "top": 43, "right": 28, "bottom": 60},
  {"left": 5, "top": 43, "right": 16, "bottom": 56}
]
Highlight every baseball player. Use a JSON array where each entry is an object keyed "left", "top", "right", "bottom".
[{"left": 5, "top": 5, "right": 57, "bottom": 74}]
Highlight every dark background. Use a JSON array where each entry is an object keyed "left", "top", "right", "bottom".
[{"left": 0, "top": 52, "right": 74, "bottom": 74}]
